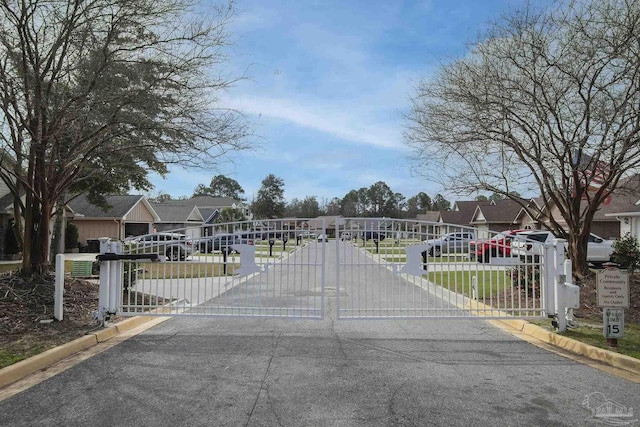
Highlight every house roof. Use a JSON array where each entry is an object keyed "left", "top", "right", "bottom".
[
  {"left": 416, "top": 211, "right": 441, "bottom": 222},
  {"left": 198, "top": 208, "right": 220, "bottom": 223},
  {"left": 441, "top": 200, "right": 492, "bottom": 226},
  {"left": 67, "top": 195, "right": 159, "bottom": 221},
  {"left": 471, "top": 199, "right": 523, "bottom": 226},
  {"left": 151, "top": 203, "right": 204, "bottom": 223},
  {"left": 440, "top": 210, "right": 470, "bottom": 225},
  {"left": 161, "top": 196, "right": 244, "bottom": 209}
]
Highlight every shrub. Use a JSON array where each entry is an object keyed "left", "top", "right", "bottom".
[
  {"left": 508, "top": 265, "right": 540, "bottom": 297},
  {"left": 611, "top": 233, "right": 640, "bottom": 272}
]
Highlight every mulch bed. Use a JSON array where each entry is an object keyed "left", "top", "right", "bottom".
[
  {"left": 0, "top": 273, "right": 101, "bottom": 357},
  {"left": 0, "top": 272, "right": 167, "bottom": 361},
  {"left": 478, "top": 272, "right": 640, "bottom": 325},
  {"left": 575, "top": 274, "right": 640, "bottom": 324}
]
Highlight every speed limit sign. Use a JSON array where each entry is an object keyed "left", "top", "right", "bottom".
[{"left": 603, "top": 308, "right": 624, "bottom": 338}]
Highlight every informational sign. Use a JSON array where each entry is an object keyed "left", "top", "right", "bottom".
[
  {"left": 597, "top": 269, "right": 629, "bottom": 308},
  {"left": 603, "top": 308, "right": 624, "bottom": 338}
]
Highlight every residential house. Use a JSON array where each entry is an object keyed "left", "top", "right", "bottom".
[
  {"left": 307, "top": 215, "right": 346, "bottom": 237},
  {"left": 470, "top": 199, "right": 527, "bottom": 238},
  {"left": 439, "top": 200, "right": 492, "bottom": 232},
  {"left": 413, "top": 211, "right": 442, "bottom": 238},
  {"left": 154, "top": 196, "right": 251, "bottom": 236},
  {"left": 150, "top": 203, "right": 205, "bottom": 239},
  {"left": 184, "top": 196, "right": 251, "bottom": 221},
  {"left": 67, "top": 195, "right": 159, "bottom": 247},
  {"left": 603, "top": 175, "right": 640, "bottom": 240}
]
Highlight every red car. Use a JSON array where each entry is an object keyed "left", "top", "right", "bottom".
[{"left": 471, "top": 230, "right": 526, "bottom": 263}]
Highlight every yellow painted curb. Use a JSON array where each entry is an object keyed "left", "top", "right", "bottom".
[
  {"left": 0, "top": 335, "right": 97, "bottom": 389},
  {"left": 494, "top": 319, "right": 640, "bottom": 376},
  {"left": 462, "top": 297, "right": 640, "bottom": 376},
  {"left": 0, "top": 316, "right": 158, "bottom": 389}
]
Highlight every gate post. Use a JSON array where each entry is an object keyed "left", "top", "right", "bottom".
[
  {"left": 543, "top": 243, "right": 556, "bottom": 322},
  {"left": 553, "top": 239, "right": 567, "bottom": 332},
  {"left": 97, "top": 239, "right": 111, "bottom": 326},
  {"left": 108, "top": 240, "right": 123, "bottom": 316},
  {"left": 96, "top": 238, "right": 123, "bottom": 326},
  {"left": 552, "top": 240, "right": 580, "bottom": 332}
]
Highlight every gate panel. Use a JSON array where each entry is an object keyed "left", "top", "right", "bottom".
[
  {"left": 335, "top": 219, "right": 548, "bottom": 320},
  {"left": 117, "top": 219, "right": 326, "bottom": 319}
]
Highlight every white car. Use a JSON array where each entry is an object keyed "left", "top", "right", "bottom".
[
  {"left": 341, "top": 232, "right": 353, "bottom": 241},
  {"left": 317, "top": 234, "right": 328, "bottom": 242},
  {"left": 511, "top": 230, "right": 614, "bottom": 263}
]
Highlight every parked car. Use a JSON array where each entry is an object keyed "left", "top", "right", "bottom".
[
  {"left": 422, "top": 231, "right": 476, "bottom": 257},
  {"left": 583, "top": 233, "right": 615, "bottom": 264},
  {"left": 127, "top": 232, "right": 193, "bottom": 261},
  {"left": 341, "top": 232, "right": 353, "bottom": 241},
  {"left": 510, "top": 230, "right": 555, "bottom": 258},
  {"left": 197, "top": 233, "right": 242, "bottom": 254},
  {"left": 363, "top": 231, "right": 386, "bottom": 241},
  {"left": 234, "top": 232, "right": 256, "bottom": 245},
  {"left": 317, "top": 234, "right": 328, "bottom": 242},
  {"left": 511, "top": 230, "right": 615, "bottom": 264},
  {"left": 471, "top": 230, "right": 525, "bottom": 263}
]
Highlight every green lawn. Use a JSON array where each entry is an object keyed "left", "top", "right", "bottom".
[
  {"left": 0, "top": 262, "right": 21, "bottom": 274},
  {"left": 426, "top": 270, "right": 512, "bottom": 297},
  {"left": 529, "top": 320, "right": 640, "bottom": 360},
  {"left": 0, "top": 344, "right": 53, "bottom": 369}
]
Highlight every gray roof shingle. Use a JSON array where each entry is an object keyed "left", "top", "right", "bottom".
[{"left": 68, "top": 195, "right": 146, "bottom": 218}]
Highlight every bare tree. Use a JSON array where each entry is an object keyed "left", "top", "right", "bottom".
[
  {"left": 0, "top": 0, "right": 250, "bottom": 275},
  {"left": 405, "top": 0, "right": 640, "bottom": 277}
]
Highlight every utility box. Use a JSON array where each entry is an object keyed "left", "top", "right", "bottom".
[
  {"left": 71, "top": 260, "right": 93, "bottom": 277},
  {"left": 564, "top": 283, "right": 581, "bottom": 309}
]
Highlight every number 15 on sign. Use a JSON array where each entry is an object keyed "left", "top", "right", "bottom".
[{"left": 603, "top": 308, "right": 624, "bottom": 338}]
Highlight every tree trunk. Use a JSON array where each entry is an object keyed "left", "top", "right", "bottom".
[
  {"left": 568, "top": 231, "right": 590, "bottom": 280},
  {"left": 50, "top": 199, "right": 65, "bottom": 262},
  {"left": 33, "top": 201, "right": 51, "bottom": 273}
]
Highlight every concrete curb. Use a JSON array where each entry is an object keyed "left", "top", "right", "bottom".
[
  {"left": 494, "top": 318, "right": 640, "bottom": 376},
  {"left": 0, "top": 316, "right": 158, "bottom": 389}
]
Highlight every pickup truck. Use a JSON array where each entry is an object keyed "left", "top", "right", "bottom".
[
  {"left": 511, "top": 230, "right": 614, "bottom": 264},
  {"left": 422, "top": 231, "right": 476, "bottom": 257}
]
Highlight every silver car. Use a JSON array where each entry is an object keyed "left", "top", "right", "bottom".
[{"left": 127, "top": 232, "right": 193, "bottom": 261}]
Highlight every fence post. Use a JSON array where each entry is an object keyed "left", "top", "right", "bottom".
[
  {"left": 54, "top": 254, "right": 65, "bottom": 321},
  {"left": 97, "top": 238, "right": 111, "bottom": 326},
  {"left": 108, "top": 240, "right": 123, "bottom": 316},
  {"left": 554, "top": 239, "right": 567, "bottom": 332},
  {"left": 543, "top": 243, "right": 556, "bottom": 321}
]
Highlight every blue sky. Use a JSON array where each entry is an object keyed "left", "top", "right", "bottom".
[{"left": 149, "top": 0, "right": 524, "bottom": 204}]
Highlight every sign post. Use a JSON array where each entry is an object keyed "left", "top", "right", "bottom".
[{"left": 597, "top": 268, "right": 629, "bottom": 347}]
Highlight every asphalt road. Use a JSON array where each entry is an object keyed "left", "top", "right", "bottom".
[{"left": 1, "top": 242, "right": 638, "bottom": 426}]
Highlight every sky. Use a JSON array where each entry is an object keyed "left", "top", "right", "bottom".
[{"left": 147, "top": 0, "right": 526, "bottom": 204}]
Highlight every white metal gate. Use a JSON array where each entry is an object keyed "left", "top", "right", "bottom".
[
  {"left": 334, "top": 219, "right": 557, "bottom": 320},
  {"left": 96, "top": 218, "right": 577, "bottom": 329}
]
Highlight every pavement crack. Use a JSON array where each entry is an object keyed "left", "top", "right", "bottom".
[{"left": 245, "top": 331, "right": 281, "bottom": 427}]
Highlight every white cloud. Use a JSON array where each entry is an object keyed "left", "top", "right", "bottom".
[{"left": 226, "top": 95, "right": 405, "bottom": 149}]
